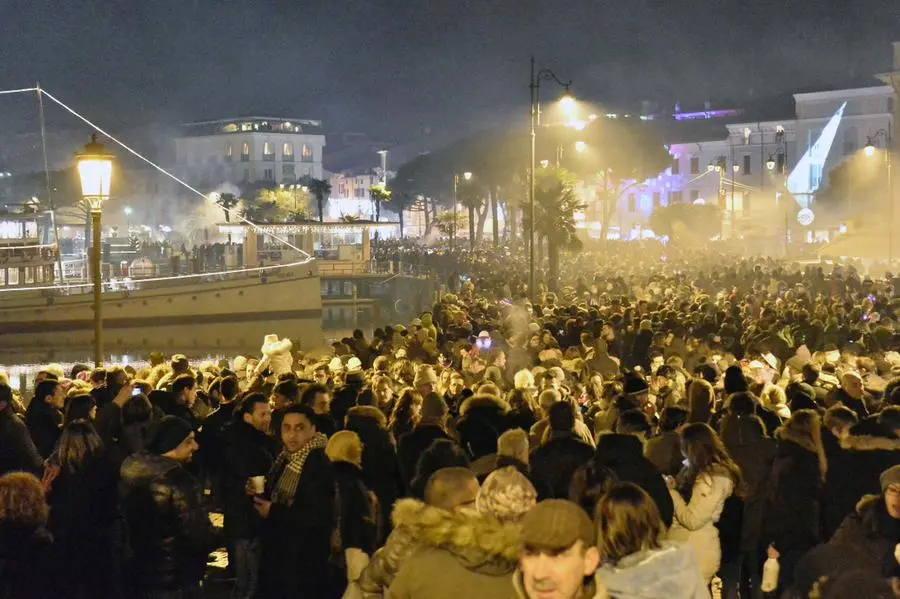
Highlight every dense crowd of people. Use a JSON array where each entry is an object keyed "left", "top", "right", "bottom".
[{"left": 2, "top": 245, "right": 900, "bottom": 599}]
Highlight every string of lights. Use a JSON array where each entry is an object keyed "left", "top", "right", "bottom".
[{"left": 0, "top": 86, "right": 313, "bottom": 262}]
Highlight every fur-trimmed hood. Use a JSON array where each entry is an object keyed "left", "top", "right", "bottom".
[
  {"left": 840, "top": 434, "right": 900, "bottom": 453},
  {"left": 261, "top": 335, "right": 292, "bottom": 356},
  {"left": 459, "top": 393, "right": 511, "bottom": 417},
  {"left": 775, "top": 425, "right": 820, "bottom": 455},
  {"left": 390, "top": 498, "right": 521, "bottom": 575}
]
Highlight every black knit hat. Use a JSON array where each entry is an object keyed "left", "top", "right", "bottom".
[{"left": 148, "top": 416, "right": 193, "bottom": 455}]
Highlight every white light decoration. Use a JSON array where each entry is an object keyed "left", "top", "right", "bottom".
[{"left": 797, "top": 208, "right": 815, "bottom": 227}]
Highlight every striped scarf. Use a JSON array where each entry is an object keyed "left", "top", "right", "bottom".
[{"left": 270, "top": 432, "right": 328, "bottom": 506}]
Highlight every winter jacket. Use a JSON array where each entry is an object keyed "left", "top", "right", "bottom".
[
  {"left": 531, "top": 433, "right": 594, "bottom": 499},
  {"left": 0, "top": 404, "right": 42, "bottom": 476},
  {"left": 259, "top": 447, "right": 335, "bottom": 599},
  {"left": 792, "top": 495, "right": 900, "bottom": 597},
  {"left": 118, "top": 452, "right": 211, "bottom": 592},
  {"left": 197, "top": 401, "right": 236, "bottom": 500},
  {"left": 384, "top": 499, "right": 519, "bottom": 599},
  {"left": 596, "top": 434, "right": 674, "bottom": 527},
  {"left": 719, "top": 413, "right": 775, "bottom": 551},
  {"left": 762, "top": 432, "right": 824, "bottom": 559},
  {"left": 596, "top": 543, "right": 709, "bottom": 599},
  {"left": 358, "top": 500, "right": 424, "bottom": 599},
  {"left": 397, "top": 424, "right": 451, "bottom": 487},
  {"left": 667, "top": 469, "right": 734, "bottom": 581},
  {"left": 346, "top": 406, "right": 402, "bottom": 544},
  {"left": 0, "top": 522, "right": 55, "bottom": 599},
  {"left": 221, "top": 420, "right": 276, "bottom": 540},
  {"left": 24, "top": 399, "right": 62, "bottom": 459},
  {"left": 823, "top": 430, "right": 900, "bottom": 538},
  {"left": 47, "top": 455, "right": 120, "bottom": 597},
  {"left": 333, "top": 460, "right": 378, "bottom": 556},
  {"left": 455, "top": 394, "right": 511, "bottom": 460},
  {"left": 644, "top": 430, "right": 683, "bottom": 477}
]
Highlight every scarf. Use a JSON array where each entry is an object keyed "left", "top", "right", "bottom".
[{"left": 270, "top": 432, "right": 328, "bottom": 506}]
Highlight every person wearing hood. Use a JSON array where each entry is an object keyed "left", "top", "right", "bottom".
[
  {"left": 253, "top": 334, "right": 294, "bottom": 380},
  {"left": 590, "top": 415, "right": 674, "bottom": 527},
  {"left": 359, "top": 465, "right": 481, "bottom": 598},
  {"left": 456, "top": 391, "right": 511, "bottom": 460},
  {"left": 254, "top": 404, "right": 335, "bottom": 599},
  {"left": 385, "top": 466, "right": 536, "bottom": 599},
  {"left": 531, "top": 401, "right": 595, "bottom": 499},
  {"left": 397, "top": 394, "right": 452, "bottom": 487},
  {"left": 792, "top": 464, "right": 900, "bottom": 597},
  {"left": 595, "top": 482, "right": 708, "bottom": 599},
  {"left": 826, "top": 371, "right": 870, "bottom": 421},
  {"left": 761, "top": 409, "right": 827, "bottom": 590},
  {"left": 118, "top": 416, "right": 211, "bottom": 597},
  {"left": 718, "top": 392, "right": 775, "bottom": 599}
]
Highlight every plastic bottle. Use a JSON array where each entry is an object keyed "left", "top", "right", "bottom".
[{"left": 761, "top": 555, "right": 780, "bottom": 593}]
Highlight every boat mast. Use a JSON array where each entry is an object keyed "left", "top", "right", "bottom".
[{"left": 36, "top": 83, "right": 65, "bottom": 283}]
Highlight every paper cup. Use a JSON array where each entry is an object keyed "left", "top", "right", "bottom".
[{"left": 250, "top": 476, "right": 265, "bottom": 495}]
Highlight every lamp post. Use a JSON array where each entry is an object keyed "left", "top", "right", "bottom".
[
  {"left": 75, "top": 135, "right": 113, "bottom": 366},
  {"left": 124, "top": 206, "right": 133, "bottom": 230},
  {"left": 530, "top": 56, "right": 573, "bottom": 301},
  {"left": 451, "top": 171, "right": 472, "bottom": 252},
  {"left": 865, "top": 130, "right": 893, "bottom": 260}
]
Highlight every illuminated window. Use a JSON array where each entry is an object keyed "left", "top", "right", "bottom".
[
  {"left": 241, "top": 122, "right": 253, "bottom": 132},
  {"left": 263, "top": 142, "right": 275, "bottom": 160},
  {"left": 0, "top": 269, "right": 5, "bottom": 286},
  {"left": 283, "top": 143, "right": 294, "bottom": 160},
  {"left": 8, "top": 268, "right": 19, "bottom": 286},
  {"left": 690, "top": 157, "right": 699, "bottom": 174},
  {"left": 35, "top": 267, "right": 43, "bottom": 283},
  {"left": 223, "top": 123, "right": 238, "bottom": 133},
  {"left": 241, "top": 142, "right": 250, "bottom": 162},
  {"left": 225, "top": 144, "right": 233, "bottom": 160},
  {"left": 301, "top": 144, "right": 313, "bottom": 162}
]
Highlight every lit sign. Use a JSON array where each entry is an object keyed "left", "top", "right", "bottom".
[{"left": 797, "top": 208, "right": 815, "bottom": 227}]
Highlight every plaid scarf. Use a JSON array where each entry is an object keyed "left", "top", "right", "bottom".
[{"left": 270, "top": 432, "right": 328, "bottom": 506}]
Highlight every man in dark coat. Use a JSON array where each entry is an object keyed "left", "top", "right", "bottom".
[
  {"left": 0, "top": 382, "right": 42, "bottom": 476},
  {"left": 593, "top": 428, "right": 674, "bottom": 527},
  {"left": 222, "top": 393, "right": 276, "bottom": 599},
  {"left": 456, "top": 393, "right": 511, "bottom": 460},
  {"left": 530, "top": 401, "right": 594, "bottom": 499},
  {"left": 254, "top": 404, "right": 335, "bottom": 599},
  {"left": 25, "top": 379, "right": 65, "bottom": 459},
  {"left": 397, "top": 395, "right": 452, "bottom": 487},
  {"left": 119, "top": 416, "right": 211, "bottom": 597},
  {"left": 198, "top": 375, "right": 240, "bottom": 504}
]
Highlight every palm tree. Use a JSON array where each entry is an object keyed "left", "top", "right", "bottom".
[
  {"left": 306, "top": 178, "right": 332, "bottom": 222},
  {"left": 369, "top": 185, "right": 391, "bottom": 222},
  {"left": 216, "top": 193, "right": 240, "bottom": 223},
  {"left": 522, "top": 167, "right": 585, "bottom": 292}
]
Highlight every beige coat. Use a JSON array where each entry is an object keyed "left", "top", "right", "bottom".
[{"left": 667, "top": 472, "right": 734, "bottom": 581}]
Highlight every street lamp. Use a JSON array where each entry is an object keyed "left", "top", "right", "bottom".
[
  {"left": 452, "top": 171, "right": 472, "bottom": 252},
  {"left": 865, "top": 130, "right": 893, "bottom": 259},
  {"left": 76, "top": 135, "right": 113, "bottom": 366},
  {"left": 530, "top": 56, "right": 573, "bottom": 300},
  {"left": 574, "top": 141, "right": 587, "bottom": 153}
]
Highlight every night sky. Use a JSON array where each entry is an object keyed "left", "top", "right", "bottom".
[{"left": 1, "top": 0, "right": 898, "bottom": 142}]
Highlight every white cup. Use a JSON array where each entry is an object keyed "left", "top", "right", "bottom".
[{"left": 250, "top": 476, "right": 265, "bottom": 495}]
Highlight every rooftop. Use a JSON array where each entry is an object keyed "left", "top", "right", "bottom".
[{"left": 181, "top": 116, "right": 324, "bottom": 137}]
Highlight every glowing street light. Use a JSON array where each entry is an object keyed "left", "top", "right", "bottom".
[
  {"left": 452, "top": 171, "right": 475, "bottom": 251},
  {"left": 864, "top": 142, "right": 877, "bottom": 158},
  {"left": 75, "top": 134, "right": 114, "bottom": 366},
  {"left": 574, "top": 141, "right": 587, "bottom": 153},
  {"left": 123, "top": 206, "right": 133, "bottom": 216}
]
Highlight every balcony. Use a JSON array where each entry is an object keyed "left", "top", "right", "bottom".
[
  {"left": 262, "top": 153, "right": 276, "bottom": 162},
  {"left": 240, "top": 154, "right": 250, "bottom": 162},
  {"left": 282, "top": 154, "right": 294, "bottom": 162}
]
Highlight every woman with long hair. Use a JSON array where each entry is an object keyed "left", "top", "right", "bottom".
[
  {"left": 47, "top": 419, "right": 120, "bottom": 599},
  {"left": 595, "top": 483, "right": 707, "bottom": 599},
  {"left": 388, "top": 388, "right": 422, "bottom": 440},
  {"left": 667, "top": 423, "right": 743, "bottom": 583},
  {"left": 762, "top": 409, "right": 827, "bottom": 590},
  {"left": 506, "top": 388, "right": 538, "bottom": 432}
]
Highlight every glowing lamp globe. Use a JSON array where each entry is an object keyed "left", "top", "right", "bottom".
[
  {"left": 463, "top": 172, "right": 473, "bottom": 181},
  {"left": 76, "top": 135, "right": 113, "bottom": 203},
  {"left": 766, "top": 157, "right": 776, "bottom": 171},
  {"left": 558, "top": 91, "right": 576, "bottom": 117},
  {"left": 864, "top": 144, "right": 876, "bottom": 158}
]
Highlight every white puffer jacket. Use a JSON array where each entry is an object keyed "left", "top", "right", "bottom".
[{"left": 667, "top": 471, "right": 734, "bottom": 582}]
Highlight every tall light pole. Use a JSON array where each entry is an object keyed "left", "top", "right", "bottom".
[
  {"left": 76, "top": 135, "right": 113, "bottom": 366},
  {"left": 767, "top": 127, "right": 789, "bottom": 255},
  {"left": 865, "top": 130, "right": 893, "bottom": 260},
  {"left": 530, "top": 57, "right": 574, "bottom": 301},
  {"left": 452, "top": 171, "right": 472, "bottom": 252}
]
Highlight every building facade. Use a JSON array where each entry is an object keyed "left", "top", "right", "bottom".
[
  {"left": 174, "top": 117, "right": 326, "bottom": 189},
  {"left": 583, "top": 85, "right": 892, "bottom": 244}
]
